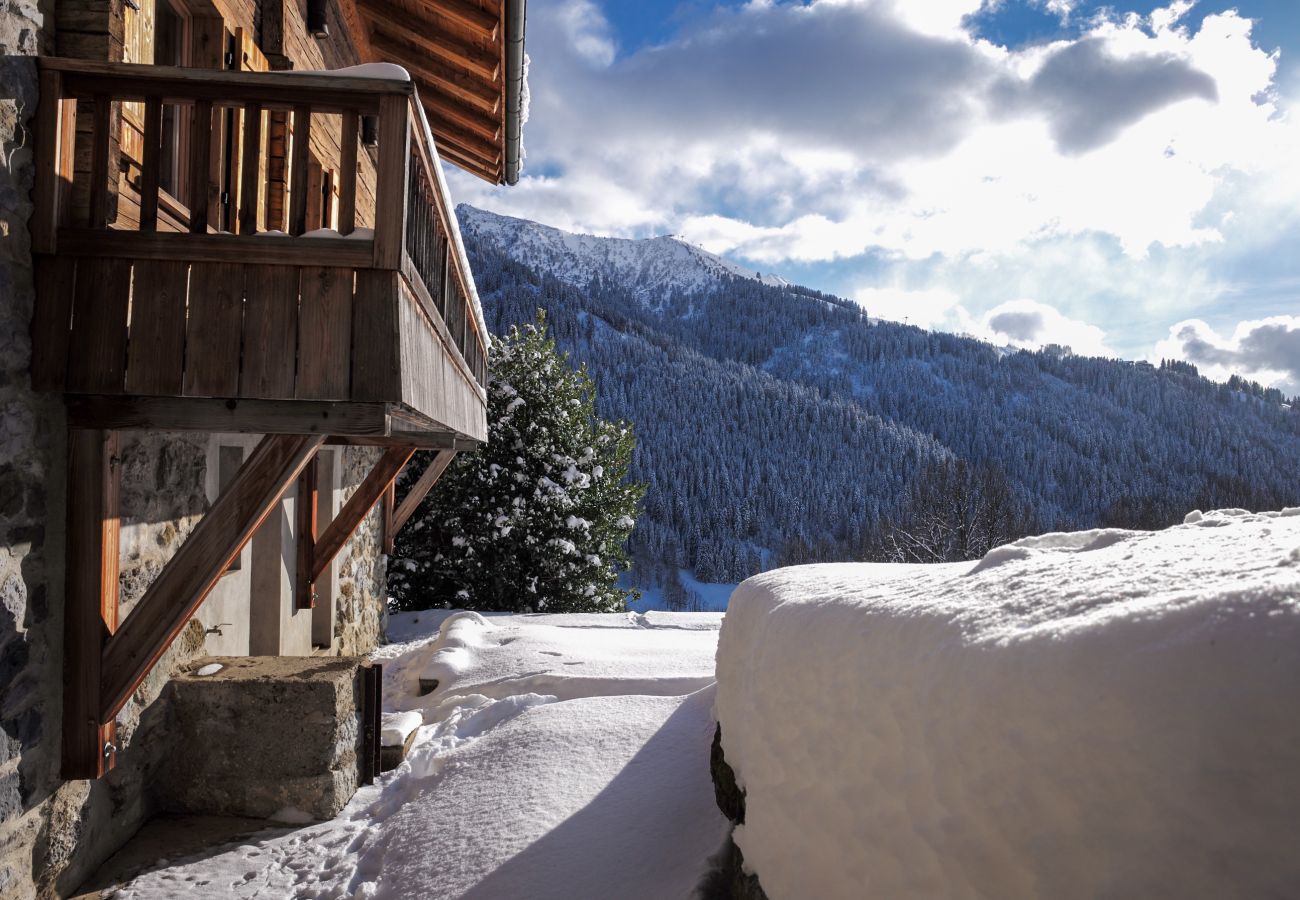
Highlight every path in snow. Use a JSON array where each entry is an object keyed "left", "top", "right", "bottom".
[{"left": 112, "top": 610, "right": 729, "bottom": 899}]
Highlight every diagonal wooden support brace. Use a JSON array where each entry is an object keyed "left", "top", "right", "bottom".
[
  {"left": 100, "top": 434, "right": 324, "bottom": 722},
  {"left": 392, "top": 450, "right": 457, "bottom": 536},
  {"left": 310, "top": 447, "right": 414, "bottom": 583}
]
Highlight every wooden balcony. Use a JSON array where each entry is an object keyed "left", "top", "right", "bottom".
[{"left": 30, "top": 57, "right": 488, "bottom": 446}]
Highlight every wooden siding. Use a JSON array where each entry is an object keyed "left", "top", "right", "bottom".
[{"left": 34, "top": 253, "right": 484, "bottom": 441}]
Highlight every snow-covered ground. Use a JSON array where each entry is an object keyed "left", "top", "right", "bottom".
[
  {"left": 716, "top": 508, "right": 1300, "bottom": 899},
  {"left": 113, "top": 610, "right": 728, "bottom": 899}
]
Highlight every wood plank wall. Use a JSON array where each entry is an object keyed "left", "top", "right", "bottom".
[{"left": 36, "top": 256, "right": 483, "bottom": 439}]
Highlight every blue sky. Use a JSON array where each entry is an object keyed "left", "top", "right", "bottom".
[{"left": 451, "top": 1, "right": 1300, "bottom": 396}]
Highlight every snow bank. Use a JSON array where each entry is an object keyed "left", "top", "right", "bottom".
[
  {"left": 380, "top": 711, "right": 422, "bottom": 748},
  {"left": 715, "top": 509, "right": 1300, "bottom": 899},
  {"left": 408, "top": 609, "right": 720, "bottom": 704}
]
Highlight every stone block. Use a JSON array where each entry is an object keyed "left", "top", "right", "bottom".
[{"left": 165, "top": 656, "right": 373, "bottom": 821}]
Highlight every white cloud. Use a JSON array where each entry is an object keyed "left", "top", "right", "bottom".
[
  {"left": 556, "top": 0, "right": 616, "bottom": 67},
  {"left": 853, "top": 287, "right": 966, "bottom": 329},
  {"left": 852, "top": 289, "right": 1113, "bottom": 357},
  {"left": 980, "top": 299, "right": 1112, "bottom": 356},
  {"left": 1153, "top": 316, "right": 1300, "bottom": 396},
  {"left": 450, "top": 0, "right": 1300, "bottom": 360}
]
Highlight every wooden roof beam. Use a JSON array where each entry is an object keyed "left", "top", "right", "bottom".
[
  {"left": 438, "top": 145, "right": 497, "bottom": 183},
  {"left": 429, "top": 120, "right": 500, "bottom": 169},
  {"left": 424, "top": 92, "right": 500, "bottom": 144},
  {"left": 420, "top": 0, "right": 499, "bottom": 42},
  {"left": 362, "top": 0, "right": 500, "bottom": 82},
  {"left": 371, "top": 32, "right": 499, "bottom": 114}
]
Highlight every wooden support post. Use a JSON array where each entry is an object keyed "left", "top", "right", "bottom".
[
  {"left": 381, "top": 482, "right": 395, "bottom": 555},
  {"left": 100, "top": 434, "right": 324, "bottom": 721},
  {"left": 295, "top": 454, "right": 319, "bottom": 610},
  {"left": 372, "top": 94, "right": 409, "bottom": 269},
  {"left": 311, "top": 447, "right": 413, "bottom": 582},
  {"left": 360, "top": 663, "right": 382, "bottom": 786},
  {"left": 62, "top": 429, "right": 121, "bottom": 780},
  {"left": 392, "top": 449, "right": 456, "bottom": 535}
]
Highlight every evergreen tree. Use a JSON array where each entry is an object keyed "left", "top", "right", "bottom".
[{"left": 389, "top": 312, "right": 644, "bottom": 613}]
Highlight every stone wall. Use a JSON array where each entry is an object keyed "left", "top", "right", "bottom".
[
  {"left": 0, "top": 33, "right": 217, "bottom": 886},
  {"left": 334, "top": 447, "right": 388, "bottom": 656},
  {"left": 0, "top": 2, "right": 67, "bottom": 895}
]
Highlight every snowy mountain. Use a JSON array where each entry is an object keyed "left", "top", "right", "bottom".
[
  {"left": 458, "top": 204, "right": 1300, "bottom": 594},
  {"left": 459, "top": 206, "right": 789, "bottom": 303}
]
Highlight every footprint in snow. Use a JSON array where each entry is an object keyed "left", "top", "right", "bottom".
[{"left": 539, "top": 650, "right": 563, "bottom": 657}]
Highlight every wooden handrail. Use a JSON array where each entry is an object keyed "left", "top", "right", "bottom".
[
  {"left": 401, "top": 90, "right": 489, "bottom": 385},
  {"left": 38, "top": 57, "right": 412, "bottom": 111}
]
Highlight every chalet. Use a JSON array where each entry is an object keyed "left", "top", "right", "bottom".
[{"left": 0, "top": 0, "right": 525, "bottom": 894}]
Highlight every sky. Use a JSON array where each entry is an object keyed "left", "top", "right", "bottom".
[{"left": 449, "top": 0, "right": 1300, "bottom": 397}]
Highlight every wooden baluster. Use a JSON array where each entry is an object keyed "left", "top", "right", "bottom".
[
  {"left": 339, "top": 109, "right": 357, "bottom": 236},
  {"left": 57, "top": 95, "right": 78, "bottom": 230},
  {"left": 88, "top": 94, "right": 112, "bottom": 228},
  {"left": 238, "top": 103, "right": 262, "bottom": 235},
  {"left": 226, "top": 105, "right": 244, "bottom": 235},
  {"left": 288, "top": 104, "right": 311, "bottom": 236},
  {"left": 139, "top": 97, "right": 163, "bottom": 232},
  {"left": 440, "top": 236, "right": 452, "bottom": 318},
  {"left": 188, "top": 99, "right": 213, "bottom": 233}
]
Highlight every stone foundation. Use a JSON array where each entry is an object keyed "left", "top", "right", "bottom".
[
  {"left": 166, "top": 657, "right": 373, "bottom": 822},
  {"left": 702, "top": 725, "right": 768, "bottom": 900}
]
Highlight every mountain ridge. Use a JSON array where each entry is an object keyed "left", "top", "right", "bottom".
[
  {"left": 459, "top": 205, "right": 792, "bottom": 301},
  {"left": 457, "top": 204, "right": 1300, "bottom": 591}
]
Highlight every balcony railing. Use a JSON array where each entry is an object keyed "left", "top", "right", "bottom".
[{"left": 30, "top": 57, "right": 488, "bottom": 442}]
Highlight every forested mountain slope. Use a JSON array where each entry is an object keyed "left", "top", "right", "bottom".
[{"left": 459, "top": 205, "right": 1300, "bottom": 590}]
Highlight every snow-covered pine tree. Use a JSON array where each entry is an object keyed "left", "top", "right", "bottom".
[{"left": 389, "top": 312, "right": 644, "bottom": 613}]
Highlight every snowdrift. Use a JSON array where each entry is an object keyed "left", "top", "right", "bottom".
[{"left": 714, "top": 509, "right": 1300, "bottom": 899}]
